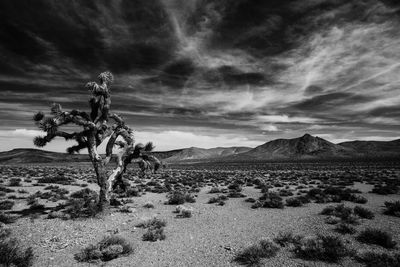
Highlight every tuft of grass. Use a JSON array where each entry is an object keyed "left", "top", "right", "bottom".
[
  {"left": 234, "top": 239, "right": 279, "bottom": 266},
  {"left": 354, "top": 206, "right": 374, "bottom": 219},
  {"left": 357, "top": 228, "right": 396, "bottom": 249}
]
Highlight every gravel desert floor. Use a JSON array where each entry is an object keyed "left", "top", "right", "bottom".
[{"left": 1, "top": 161, "right": 400, "bottom": 267}]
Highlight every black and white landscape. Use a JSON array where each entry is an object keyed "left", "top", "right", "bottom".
[{"left": 0, "top": 1, "right": 400, "bottom": 267}]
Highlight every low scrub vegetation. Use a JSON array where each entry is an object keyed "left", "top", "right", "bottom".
[
  {"left": 357, "top": 228, "right": 397, "bottom": 249},
  {"left": 75, "top": 235, "right": 133, "bottom": 262},
  {"left": 353, "top": 206, "right": 374, "bottom": 219},
  {"left": 0, "top": 228, "right": 34, "bottom": 267},
  {"left": 166, "top": 190, "right": 196, "bottom": 205},
  {"left": 234, "top": 239, "right": 279, "bottom": 266},
  {"left": 355, "top": 251, "right": 400, "bottom": 267},
  {"left": 64, "top": 188, "right": 99, "bottom": 219},
  {"left": 136, "top": 218, "right": 167, "bottom": 242},
  {"left": 384, "top": 201, "right": 400, "bottom": 217},
  {"left": 293, "top": 235, "right": 351, "bottom": 262}
]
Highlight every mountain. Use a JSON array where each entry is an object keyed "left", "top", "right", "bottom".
[
  {"left": 338, "top": 139, "right": 400, "bottom": 157},
  {"left": 232, "top": 134, "right": 355, "bottom": 160},
  {"left": 1, "top": 135, "right": 399, "bottom": 164},
  {"left": 163, "top": 147, "right": 252, "bottom": 162},
  {"left": 0, "top": 148, "right": 89, "bottom": 164}
]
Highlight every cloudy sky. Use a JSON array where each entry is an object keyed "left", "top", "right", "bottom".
[{"left": 0, "top": 0, "right": 400, "bottom": 152}]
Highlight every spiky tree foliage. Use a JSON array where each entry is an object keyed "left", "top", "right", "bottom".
[{"left": 32, "top": 72, "right": 156, "bottom": 210}]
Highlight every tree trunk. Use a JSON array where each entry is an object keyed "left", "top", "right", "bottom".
[
  {"left": 87, "top": 132, "right": 110, "bottom": 211},
  {"left": 93, "top": 160, "right": 109, "bottom": 211}
]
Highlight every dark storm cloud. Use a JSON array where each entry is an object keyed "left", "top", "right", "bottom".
[{"left": 0, "top": 0, "right": 400, "bottom": 151}]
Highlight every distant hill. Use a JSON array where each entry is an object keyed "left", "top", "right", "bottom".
[
  {"left": 150, "top": 149, "right": 184, "bottom": 160},
  {"left": 0, "top": 148, "right": 89, "bottom": 164},
  {"left": 1, "top": 134, "right": 399, "bottom": 164},
  {"left": 232, "top": 134, "right": 355, "bottom": 160},
  {"left": 163, "top": 147, "right": 251, "bottom": 162},
  {"left": 338, "top": 139, "right": 400, "bottom": 157}
]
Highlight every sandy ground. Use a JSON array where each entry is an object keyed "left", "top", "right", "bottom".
[{"left": 5, "top": 181, "right": 400, "bottom": 267}]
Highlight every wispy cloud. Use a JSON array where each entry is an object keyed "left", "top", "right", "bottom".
[{"left": 0, "top": 0, "right": 399, "bottom": 151}]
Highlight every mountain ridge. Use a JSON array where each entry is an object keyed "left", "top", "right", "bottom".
[{"left": 0, "top": 134, "right": 399, "bottom": 164}]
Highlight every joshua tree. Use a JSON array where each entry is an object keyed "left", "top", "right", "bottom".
[{"left": 32, "top": 72, "right": 153, "bottom": 210}]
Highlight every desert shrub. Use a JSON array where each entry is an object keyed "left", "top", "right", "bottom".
[
  {"left": 9, "top": 178, "right": 22, "bottom": 187},
  {"left": 75, "top": 235, "right": 132, "bottom": 262},
  {"left": 109, "top": 196, "right": 122, "bottom": 207},
  {"left": 135, "top": 218, "right": 166, "bottom": 229},
  {"left": 320, "top": 204, "right": 355, "bottom": 222},
  {"left": 125, "top": 187, "right": 140, "bottom": 197},
  {"left": 274, "top": 231, "right": 302, "bottom": 247},
  {"left": 0, "top": 200, "right": 14, "bottom": 210},
  {"left": 0, "top": 228, "right": 12, "bottom": 239},
  {"left": 384, "top": 201, "right": 400, "bottom": 217},
  {"left": 351, "top": 195, "right": 368, "bottom": 204},
  {"left": 325, "top": 216, "right": 341, "bottom": 225},
  {"left": 227, "top": 191, "right": 246, "bottom": 198},
  {"left": 208, "top": 187, "right": 221, "bottom": 194},
  {"left": 142, "top": 227, "right": 166, "bottom": 242},
  {"left": 334, "top": 223, "right": 356, "bottom": 235},
  {"left": 208, "top": 195, "right": 227, "bottom": 204},
  {"left": 285, "top": 197, "right": 303, "bottom": 207},
  {"left": 118, "top": 206, "right": 132, "bottom": 213},
  {"left": 0, "top": 186, "right": 15, "bottom": 193},
  {"left": 307, "top": 188, "right": 323, "bottom": 198},
  {"left": 354, "top": 206, "right": 374, "bottom": 219},
  {"left": 228, "top": 183, "right": 242, "bottom": 192},
  {"left": 234, "top": 239, "right": 279, "bottom": 266},
  {"left": 260, "top": 192, "right": 284, "bottom": 209},
  {"left": 143, "top": 202, "right": 154, "bottom": 208},
  {"left": 355, "top": 251, "right": 400, "bottom": 267},
  {"left": 293, "top": 235, "right": 350, "bottom": 262},
  {"left": 245, "top": 198, "right": 256, "bottom": 203},
  {"left": 251, "top": 201, "right": 263, "bottom": 209},
  {"left": 64, "top": 188, "right": 99, "bottom": 219},
  {"left": 357, "top": 228, "right": 396, "bottom": 249},
  {"left": 175, "top": 205, "right": 193, "bottom": 218},
  {"left": 371, "top": 185, "right": 398, "bottom": 195},
  {"left": 0, "top": 231, "right": 34, "bottom": 267},
  {"left": 28, "top": 200, "right": 45, "bottom": 211},
  {"left": 166, "top": 190, "right": 195, "bottom": 205},
  {"left": 37, "top": 175, "right": 74, "bottom": 185},
  {"left": 0, "top": 213, "right": 17, "bottom": 224},
  {"left": 278, "top": 189, "right": 293, "bottom": 197},
  {"left": 180, "top": 208, "right": 192, "bottom": 218}
]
